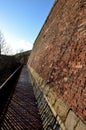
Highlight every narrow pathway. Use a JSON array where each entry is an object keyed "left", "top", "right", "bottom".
[{"left": 0, "top": 66, "right": 43, "bottom": 130}]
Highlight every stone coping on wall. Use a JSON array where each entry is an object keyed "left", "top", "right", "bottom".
[{"left": 28, "top": 65, "right": 86, "bottom": 130}]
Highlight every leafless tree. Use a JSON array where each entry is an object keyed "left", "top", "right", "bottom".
[
  {"left": 0, "top": 30, "right": 13, "bottom": 55},
  {"left": 0, "top": 30, "right": 6, "bottom": 55}
]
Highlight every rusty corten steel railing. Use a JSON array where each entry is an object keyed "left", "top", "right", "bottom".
[{"left": 0, "top": 65, "right": 22, "bottom": 121}]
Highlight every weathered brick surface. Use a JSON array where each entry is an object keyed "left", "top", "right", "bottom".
[
  {"left": 75, "top": 120, "right": 86, "bottom": 130},
  {"left": 28, "top": 0, "right": 86, "bottom": 123},
  {"left": 65, "top": 110, "right": 79, "bottom": 130}
]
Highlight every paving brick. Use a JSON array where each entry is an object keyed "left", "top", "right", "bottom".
[{"left": 0, "top": 66, "right": 43, "bottom": 130}]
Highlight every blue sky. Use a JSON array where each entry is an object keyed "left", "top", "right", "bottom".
[{"left": 0, "top": 0, "right": 54, "bottom": 54}]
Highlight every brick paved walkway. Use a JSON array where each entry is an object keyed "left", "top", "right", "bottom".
[{"left": 0, "top": 66, "right": 43, "bottom": 130}]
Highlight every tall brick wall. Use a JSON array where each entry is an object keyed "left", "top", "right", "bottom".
[{"left": 28, "top": 0, "right": 86, "bottom": 128}]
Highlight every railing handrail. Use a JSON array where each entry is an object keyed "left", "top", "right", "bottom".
[{"left": 0, "top": 65, "right": 22, "bottom": 90}]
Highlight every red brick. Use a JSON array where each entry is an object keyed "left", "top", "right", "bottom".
[
  {"left": 28, "top": 0, "right": 86, "bottom": 122},
  {"left": 83, "top": 110, "right": 86, "bottom": 117}
]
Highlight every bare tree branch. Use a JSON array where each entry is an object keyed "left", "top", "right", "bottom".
[
  {"left": 0, "top": 30, "right": 6, "bottom": 55},
  {"left": 0, "top": 30, "right": 13, "bottom": 55}
]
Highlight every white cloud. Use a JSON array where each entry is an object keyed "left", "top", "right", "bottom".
[
  {"left": 1, "top": 29, "right": 33, "bottom": 54},
  {"left": 11, "top": 39, "right": 33, "bottom": 53}
]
